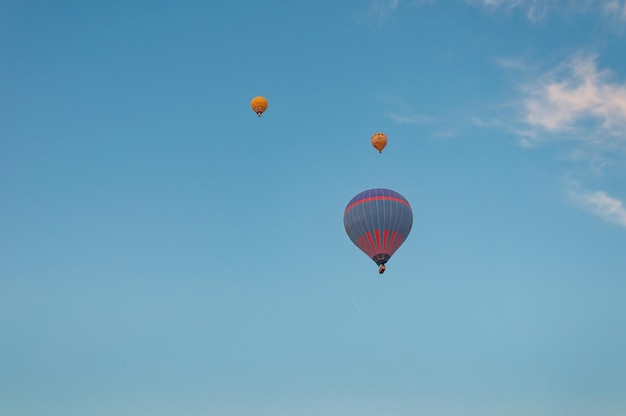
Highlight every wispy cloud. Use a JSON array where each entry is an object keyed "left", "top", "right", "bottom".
[
  {"left": 387, "top": 112, "right": 433, "bottom": 124},
  {"left": 471, "top": 115, "right": 539, "bottom": 147},
  {"left": 464, "top": 0, "right": 626, "bottom": 22},
  {"left": 522, "top": 54, "right": 626, "bottom": 146},
  {"left": 489, "top": 53, "right": 626, "bottom": 226},
  {"left": 496, "top": 57, "right": 530, "bottom": 71},
  {"left": 369, "top": 0, "right": 400, "bottom": 21},
  {"left": 487, "top": 53, "right": 626, "bottom": 181},
  {"left": 604, "top": 0, "right": 626, "bottom": 20},
  {"left": 464, "top": 0, "right": 549, "bottom": 21},
  {"left": 487, "top": 54, "right": 626, "bottom": 160},
  {"left": 567, "top": 183, "right": 626, "bottom": 227},
  {"left": 382, "top": 94, "right": 434, "bottom": 125}
]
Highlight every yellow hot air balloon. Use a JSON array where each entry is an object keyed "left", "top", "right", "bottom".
[
  {"left": 371, "top": 132, "right": 388, "bottom": 153},
  {"left": 250, "top": 96, "right": 268, "bottom": 117}
]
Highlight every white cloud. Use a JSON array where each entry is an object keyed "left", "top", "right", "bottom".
[
  {"left": 495, "top": 54, "right": 626, "bottom": 183},
  {"left": 465, "top": 0, "right": 626, "bottom": 22},
  {"left": 568, "top": 185, "right": 626, "bottom": 227},
  {"left": 382, "top": 94, "right": 434, "bottom": 125},
  {"left": 495, "top": 57, "right": 536, "bottom": 72},
  {"left": 484, "top": 41, "right": 626, "bottom": 229},
  {"left": 604, "top": 0, "right": 626, "bottom": 20},
  {"left": 387, "top": 112, "right": 433, "bottom": 124},
  {"left": 464, "top": 0, "right": 549, "bottom": 21},
  {"left": 522, "top": 55, "right": 626, "bottom": 147},
  {"left": 369, "top": 0, "right": 400, "bottom": 20}
]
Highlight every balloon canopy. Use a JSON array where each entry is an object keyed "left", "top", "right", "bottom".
[
  {"left": 250, "top": 96, "right": 268, "bottom": 117},
  {"left": 371, "top": 132, "right": 388, "bottom": 153},
  {"left": 343, "top": 188, "right": 412, "bottom": 272}
]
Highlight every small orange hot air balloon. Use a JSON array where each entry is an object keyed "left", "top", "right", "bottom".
[
  {"left": 250, "top": 96, "right": 268, "bottom": 117},
  {"left": 371, "top": 132, "right": 388, "bottom": 153}
]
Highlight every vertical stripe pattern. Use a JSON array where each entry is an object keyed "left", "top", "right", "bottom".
[{"left": 343, "top": 188, "right": 413, "bottom": 266}]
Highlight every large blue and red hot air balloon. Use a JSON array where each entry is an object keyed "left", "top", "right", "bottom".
[{"left": 343, "top": 188, "right": 413, "bottom": 274}]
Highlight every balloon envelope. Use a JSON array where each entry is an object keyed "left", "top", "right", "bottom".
[
  {"left": 343, "top": 188, "right": 413, "bottom": 267},
  {"left": 371, "top": 132, "right": 388, "bottom": 153},
  {"left": 250, "top": 96, "right": 268, "bottom": 117}
]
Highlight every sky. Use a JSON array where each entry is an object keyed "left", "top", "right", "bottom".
[{"left": 2, "top": 0, "right": 626, "bottom": 415}]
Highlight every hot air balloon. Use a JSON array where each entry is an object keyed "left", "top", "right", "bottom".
[
  {"left": 250, "top": 96, "right": 268, "bottom": 117},
  {"left": 371, "top": 132, "right": 387, "bottom": 153},
  {"left": 343, "top": 188, "right": 413, "bottom": 274}
]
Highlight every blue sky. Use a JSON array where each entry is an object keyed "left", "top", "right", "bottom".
[{"left": 2, "top": 1, "right": 626, "bottom": 415}]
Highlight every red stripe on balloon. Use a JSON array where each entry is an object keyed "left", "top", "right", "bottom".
[
  {"left": 366, "top": 232, "right": 376, "bottom": 254},
  {"left": 388, "top": 232, "right": 405, "bottom": 254},
  {"left": 355, "top": 238, "right": 369, "bottom": 254},
  {"left": 358, "top": 235, "right": 373, "bottom": 254},
  {"left": 344, "top": 196, "right": 410, "bottom": 214},
  {"left": 382, "top": 229, "right": 389, "bottom": 252},
  {"left": 388, "top": 231, "right": 397, "bottom": 250},
  {"left": 374, "top": 229, "right": 381, "bottom": 252}
]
